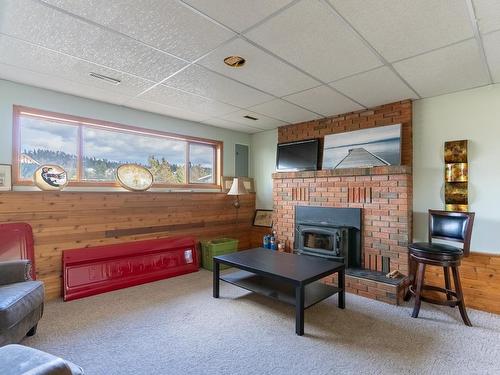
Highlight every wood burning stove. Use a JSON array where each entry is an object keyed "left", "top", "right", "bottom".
[{"left": 295, "top": 206, "right": 361, "bottom": 269}]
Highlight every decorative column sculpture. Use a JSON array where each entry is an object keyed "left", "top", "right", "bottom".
[{"left": 444, "top": 140, "right": 468, "bottom": 212}]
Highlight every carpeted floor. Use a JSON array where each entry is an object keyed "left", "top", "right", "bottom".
[{"left": 24, "top": 270, "right": 500, "bottom": 375}]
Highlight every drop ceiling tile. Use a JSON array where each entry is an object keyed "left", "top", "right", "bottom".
[
  {"left": 202, "top": 118, "right": 264, "bottom": 134},
  {"left": 164, "top": 65, "right": 273, "bottom": 108},
  {"left": 483, "top": 30, "right": 500, "bottom": 82},
  {"left": 0, "top": 63, "right": 130, "bottom": 106},
  {"left": 249, "top": 99, "right": 320, "bottom": 124},
  {"left": 244, "top": 0, "right": 382, "bottom": 82},
  {"left": 41, "top": 0, "right": 235, "bottom": 60},
  {"left": 0, "top": 35, "right": 154, "bottom": 97},
  {"left": 197, "top": 38, "right": 319, "bottom": 97},
  {"left": 0, "top": 0, "right": 187, "bottom": 81},
  {"left": 473, "top": 0, "right": 500, "bottom": 34},
  {"left": 139, "top": 84, "right": 240, "bottom": 118},
  {"left": 125, "top": 99, "right": 209, "bottom": 123},
  {"left": 283, "top": 85, "right": 363, "bottom": 117},
  {"left": 330, "top": 67, "right": 418, "bottom": 108},
  {"left": 220, "top": 110, "right": 287, "bottom": 130},
  {"left": 329, "top": 0, "right": 473, "bottom": 62},
  {"left": 182, "top": 0, "right": 294, "bottom": 32},
  {"left": 393, "top": 39, "right": 490, "bottom": 98}
]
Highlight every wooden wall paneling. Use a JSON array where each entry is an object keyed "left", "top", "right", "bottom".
[
  {"left": 424, "top": 252, "right": 500, "bottom": 315},
  {"left": 0, "top": 192, "right": 256, "bottom": 300}
]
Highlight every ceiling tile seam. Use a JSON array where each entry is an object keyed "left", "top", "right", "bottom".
[
  {"left": 174, "top": 0, "right": 235, "bottom": 34},
  {"left": 204, "top": 119, "right": 266, "bottom": 132},
  {"left": 320, "top": 0, "right": 422, "bottom": 100},
  {"left": 125, "top": 98, "right": 212, "bottom": 122},
  {"left": 210, "top": 125, "right": 262, "bottom": 134},
  {"left": 132, "top": 80, "right": 267, "bottom": 119},
  {"left": 389, "top": 37, "right": 477, "bottom": 65},
  {"left": 122, "top": 34, "right": 242, "bottom": 104},
  {"left": 465, "top": 0, "right": 494, "bottom": 83},
  {"left": 175, "top": 0, "right": 332, "bottom": 116},
  {"left": 227, "top": 109, "right": 292, "bottom": 126},
  {"left": 327, "top": 65, "right": 387, "bottom": 84},
  {"left": 176, "top": 0, "right": 304, "bottom": 37},
  {"left": 194, "top": 64, "right": 324, "bottom": 117},
  {"left": 481, "top": 28, "right": 500, "bottom": 36},
  {"left": 35, "top": 0, "right": 195, "bottom": 64},
  {"left": 278, "top": 98, "right": 324, "bottom": 117},
  {"left": 240, "top": 36, "right": 367, "bottom": 108},
  {"left": 239, "top": 0, "right": 304, "bottom": 35},
  {"left": 0, "top": 32, "right": 159, "bottom": 85},
  {"left": 175, "top": 0, "right": 367, "bottom": 110},
  {"left": 0, "top": 60, "right": 132, "bottom": 105},
  {"left": 415, "top": 82, "right": 493, "bottom": 102},
  {"left": 36, "top": 0, "right": 258, "bottom": 105}
]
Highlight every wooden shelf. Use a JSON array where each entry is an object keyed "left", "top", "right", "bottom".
[
  {"left": 272, "top": 165, "right": 411, "bottom": 179},
  {"left": 220, "top": 270, "right": 340, "bottom": 309}
]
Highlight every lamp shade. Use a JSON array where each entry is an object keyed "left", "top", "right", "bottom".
[{"left": 227, "top": 178, "right": 248, "bottom": 196}]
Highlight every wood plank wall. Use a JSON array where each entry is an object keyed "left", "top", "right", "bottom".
[
  {"left": 0, "top": 192, "right": 256, "bottom": 300},
  {"left": 425, "top": 252, "right": 500, "bottom": 315}
]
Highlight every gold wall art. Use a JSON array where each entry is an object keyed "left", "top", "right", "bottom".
[{"left": 444, "top": 140, "right": 468, "bottom": 212}]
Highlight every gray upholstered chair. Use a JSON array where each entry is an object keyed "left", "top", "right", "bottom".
[
  {"left": 0, "top": 260, "right": 44, "bottom": 346},
  {"left": 0, "top": 344, "right": 84, "bottom": 375}
]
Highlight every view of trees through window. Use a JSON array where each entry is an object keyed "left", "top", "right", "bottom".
[
  {"left": 16, "top": 109, "right": 219, "bottom": 187},
  {"left": 19, "top": 117, "right": 78, "bottom": 180}
]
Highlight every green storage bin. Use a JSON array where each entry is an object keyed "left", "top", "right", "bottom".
[{"left": 201, "top": 238, "right": 239, "bottom": 271}]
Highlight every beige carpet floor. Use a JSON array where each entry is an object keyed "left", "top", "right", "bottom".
[{"left": 24, "top": 269, "right": 500, "bottom": 375}]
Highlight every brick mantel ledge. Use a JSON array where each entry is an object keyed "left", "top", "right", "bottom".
[{"left": 272, "top": 165, "right": 411, "bottom": 179}]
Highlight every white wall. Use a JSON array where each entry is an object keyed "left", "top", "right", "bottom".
[
  {"left": 250, "top": 129, "right": 278, "bottom": 209},
  {"left": 413, "top": 84, "right": 500, "bottom": 253},
  {"left": 0, "top": 79, "right": 251, "bottom": 177}
]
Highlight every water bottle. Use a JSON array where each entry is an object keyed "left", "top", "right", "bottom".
[
  {"left": 263, "top": 235, "right": 270, "bottom": 249},
  {"left": 270, "top": 236, "right": 277, "bottom": 250}
]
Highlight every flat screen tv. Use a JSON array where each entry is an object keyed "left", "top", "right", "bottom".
[{"left": 276, "top": 139, "right": 319, "bottom": 172}]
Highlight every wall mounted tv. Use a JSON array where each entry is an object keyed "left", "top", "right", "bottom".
[{"left": 276, "top": 139, "right": 319, "bottom": 172}]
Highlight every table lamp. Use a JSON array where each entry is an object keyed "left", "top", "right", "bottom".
[{"left": 227, "top": 178, "right": 248, "bottom": 208}]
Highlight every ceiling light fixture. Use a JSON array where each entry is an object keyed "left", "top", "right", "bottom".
[
  {"left": 243, "top": 115, "right": 258, "bottom": 121},
  {"left": 89, "top": 72, "right": 121, "bottom": 85},
  {"left": 223, "top": 55, "right": 246, "bottom": 68}
]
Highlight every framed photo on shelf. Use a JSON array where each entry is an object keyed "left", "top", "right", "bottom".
[
  {"left": 253, "top": 209, "right": 273, "bottom": 227},
  {"left": 221, "top": 176, "right": 255, "bottom": 193},
  {"left": 0, "top": 164, "right": 12, "bottom": 191}
]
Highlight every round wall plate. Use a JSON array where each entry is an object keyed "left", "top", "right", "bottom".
[
  {"left": 116, "top": 164, "right": 154, "bottom": 191},
  {"left": 33, "top": 165, "right": 68, "bottom": 191}
]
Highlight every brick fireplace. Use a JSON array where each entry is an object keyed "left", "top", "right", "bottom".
[{"left": 272, "top": 100, "right": 413, "bottom": 304}]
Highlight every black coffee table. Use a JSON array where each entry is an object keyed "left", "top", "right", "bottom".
[{"left": 213, "top": 248, "right": 345, "bottom": 336}]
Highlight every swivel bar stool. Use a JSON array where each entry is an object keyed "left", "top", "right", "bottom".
[{"left": 405, "top": 210, "right": 475, "bottom": 326}]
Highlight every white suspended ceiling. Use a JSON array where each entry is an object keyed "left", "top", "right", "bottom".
[{"left": 0, "top": 0, "right": 498, "bottom": 133}]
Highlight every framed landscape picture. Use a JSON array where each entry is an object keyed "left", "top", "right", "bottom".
[
  {"left": 0, "top": 164, "right": 12, "bottom": 191},
  {"left": 253, "top": 209, "right": 273, "bottom": 227},
  {"left": 323, "top": 124, "right": 402, "bottom": 169}
]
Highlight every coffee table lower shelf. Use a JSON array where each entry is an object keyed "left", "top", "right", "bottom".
[{"left": 220, "top": 270, "right": 340, "bottom": 309}]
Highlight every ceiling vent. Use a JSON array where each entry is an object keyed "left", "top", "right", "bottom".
[
  {"left": 224, "top": 55, "right": 246, "bottom": 68},
  {"left": 89, "top": 72, "right": 121, "bottom": 85},
  {"left": 243, "top": 115, "right": 258, "bottom": 121}
]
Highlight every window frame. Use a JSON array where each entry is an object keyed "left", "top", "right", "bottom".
[{"left": 12, "top": 105, "right": 223, "bottom": 189}]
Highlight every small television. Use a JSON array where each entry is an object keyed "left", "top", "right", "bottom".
[{"left": 276, "top": 139, "right": 319, "bottom": 172}]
